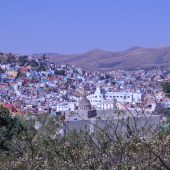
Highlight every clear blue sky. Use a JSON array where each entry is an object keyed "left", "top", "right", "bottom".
[{"left": 0, "top": 0, "right": 170, "bottom": 54}]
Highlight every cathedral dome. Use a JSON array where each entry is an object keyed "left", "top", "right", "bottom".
[{"left": 78, "top": 96, "right": 92, "bottom": 111}]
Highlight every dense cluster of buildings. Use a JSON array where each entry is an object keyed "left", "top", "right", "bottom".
[{"left": 0, "top": 56, "right": 170, "bottom": 132}]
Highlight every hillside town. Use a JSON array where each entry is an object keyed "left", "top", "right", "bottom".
[
  {"left": 1, "top": 1, "right": 170, "bottom": 169},
  {"left": 0, "top": 54, "right": 170, "bottom": 130}
]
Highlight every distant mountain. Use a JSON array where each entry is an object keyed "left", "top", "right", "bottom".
[{"left": 32, "top": 46, "right": 170, "bottom": 71}]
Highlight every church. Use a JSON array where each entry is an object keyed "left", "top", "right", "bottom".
[
  {"left": 87, "top": 86, "right": 117, "bottom": 110},
  {"left": 87, "top": 86, "right": 142, "bottom": 110},
  {"left": 77, "top": 95, "right": 97, "bottom": 118}
]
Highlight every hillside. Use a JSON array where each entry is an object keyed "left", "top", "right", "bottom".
[
  {"left": 1, "top": 46, "right": 170, "bottom": 71},
  {"left": 33, "top": 46, "right": 170, "bottom": 71}
]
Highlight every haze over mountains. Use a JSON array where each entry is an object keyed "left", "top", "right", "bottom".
[
  {"left": 1, "top": 46, "right": 170, "bottom": 71},
  {"left": 33, "top": 46, "right": 170, "bottom": 71}
]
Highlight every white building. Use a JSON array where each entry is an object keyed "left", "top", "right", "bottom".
[
  {"left": 105, "top": 91, "right": 142, "bottom": 104},
  {"left": 56, "top": 102, "right": 76, "bottom": 112},
  {"left": 87, "top": 86, "right": 104, "bottom": 110},
  {"left": 87, "top": 87, "right": 142, "bottom": 110},
  {"left": 101, "top": 100, "right": 116, "bottom": 110}
]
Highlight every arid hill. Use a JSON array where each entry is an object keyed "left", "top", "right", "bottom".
[
  {"left": 33, "top": 46, "right": 170, "bottom": 71},
  {"left": 1, "top": 46, "right": 170, "bottom": 71}
]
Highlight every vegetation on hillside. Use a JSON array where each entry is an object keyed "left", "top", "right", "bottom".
[
  {"left": 162, "top": 81, "right": 170, "bottom": 97},
  {"left": 0, "top": 53, "right": 49, "bottom": 72},
  {"left": 0, "top": 107, "right": 170, "bottom": 169}
]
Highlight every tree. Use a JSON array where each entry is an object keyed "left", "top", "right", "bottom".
[
  {"left": 0, "top": 106, "right": 24, "bottom": 151},
  {"left": 0, "top": 110, "right": 170, "bottom": 169},
  {"left": 18, "top": 56, "right": 29, "bottom": 66},
  {"left": 0, "top": 67, "right": 4, "bottom": 74},
  {"left": 56, "top": 69, "right": 65, "bottom": 75},
  {"left": 30, "top": 59, "right": 39, "bottom": 67},
  {"left": 7, "top": 54, "right": 17, "bottom": 63},
  {"left": 162, "top": 81, "right": 170, "bottom": 97}
]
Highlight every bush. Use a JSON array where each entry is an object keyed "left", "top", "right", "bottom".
[
  {"left": 0, "top": 106, "right": 24, "bottom": 151},
  {"left": 0, "top": 112, "right": 170, "bottom": 169}
]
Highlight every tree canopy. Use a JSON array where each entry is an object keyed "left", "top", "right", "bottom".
[
  {"left": 0, "top": 110, "right": 170, "bottom": 169},
  {"left": 0, "top": 106, "right": 24, "bottom": 151},
  {"left": 162, "top": 81, "right": 170, "bottom": 94}
]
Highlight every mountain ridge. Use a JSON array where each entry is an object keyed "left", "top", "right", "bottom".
[
  {"left": 32, "top": 46, "right": 170, "bottom": 71},
  {"left": 1, "top": 46, "right": 170, "bottom": 71}
]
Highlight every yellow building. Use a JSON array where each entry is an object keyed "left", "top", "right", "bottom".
[{"left": 6, "top": 70, "right": 18, "bottom": 79}]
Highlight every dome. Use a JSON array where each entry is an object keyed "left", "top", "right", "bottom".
[{"left": 78, "top": 96, "right": 92, "bottom": 111}]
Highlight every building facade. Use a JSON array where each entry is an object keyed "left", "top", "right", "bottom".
[{"left": 87, "top": 87, "right": 142, "bottom": 110}]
